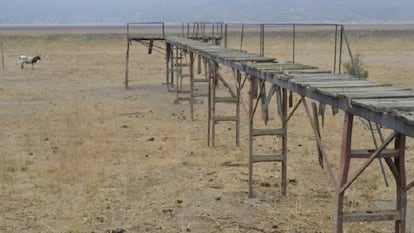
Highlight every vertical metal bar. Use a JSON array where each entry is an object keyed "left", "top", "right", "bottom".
[
  {"left": 165, "top": 43, "right": 170, "bottom": 89},
  {"left": 224, "top": 24, "right": 228, "bottom": 48},
  {"left": 187, "top": 23, "right": 190, "bottom": 38},
  {"left": 124, "top": 23, "right": 130, "bottom": 89},
  {"left": 334, "top": 25, "right": 338, "bottom": 74},
  {"left": 260, "top": 24, "right": 265, "bottom": 56},
  {"left": 1, "top": 41, "right": 4, "bottom": 71},
  {"left": 248, "top": 77, "right": 254, "bottom": 197},
  {"left": 339, "top": 25, "right": 344, "bottom": 74},
  {"left": 292, "top": 24, "right": 296, "bottom": 63},
  {"left": 162, "top": 22, "right": 165, "bottom": 38},
  {"left": 281, "top": 88, "right": 288, "bottom": 196},
  {"left": 334, "top": 112, "right": 353, "bottom": 233},
  {"left": 189, "top": 52, "right": 195, "bottom": 121},
  {"left": 342, "top": 29, "right": 358, "bottom": 78},
  {"left": 192, "top": 23, "right": 196, "bottom": 37},
  {"left": 236, "top": 70, "right": 241, "bottom": 146},
  {"left": 208, "top": 61, "right": 212, "bottom": 146},
  {"left": 240, "top": 24, "right": 245, "bottom": 51},
  {"left": 211, "top": 62, "right": 217, "bottom": 147},
  {"left": 170, "top": 46, "right": 175, "bottom": 90}
]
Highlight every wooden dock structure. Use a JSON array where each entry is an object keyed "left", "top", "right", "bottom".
[{"left": 127, "top": 22, "right": 414, "bottom": 232}]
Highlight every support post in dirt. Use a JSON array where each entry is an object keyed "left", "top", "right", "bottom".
[
  {"left": 1, "top": 41, "right": 4, "bottom": 71},
  {"left": 248, "top": 77, "right": 254, "bottom": 197},
  {"left": 124, "top": 24, "right": 130, "bottom": 89},
  {"left": 165, "top": 43, "right": 172, "bottom": 90},
  {"left": 189, "top": 52, "right": 195, "bottom": 121},
  {"left": 333, "top": 112, "right": 353, "bottom": 233},
  {"left": 333, "top": 111, "right": 409, "bottom": 233}
]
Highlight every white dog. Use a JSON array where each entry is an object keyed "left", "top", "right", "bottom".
[{"left": 17, "top": 55, "right": 41, "bottom": 69}]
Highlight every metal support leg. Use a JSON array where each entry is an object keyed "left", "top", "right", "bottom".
[
  {"left": 333, "top": 112, "right": 353, "bottom": 233},
  {"left": 169, "top": 45, "right": 175, "bottom": 92},
  {"left": 165, "top": 43, "right": 171, "bottom": 90},
  {"left": 211, "top": 63, "right": 217, "bottom": 147},
  {"left": 189, "top": 52, "right": 195, "bottom": 121},
  {"left": 281, "top": 88, "right": 288, "bottom": 196},
  {"left": 248, "top": 77, "right": 254, "bottom": 197},
  {"left": 236, "top": 70, "right": 241, "bottom": 146},
  {"left": 124, "top": 38, "right": 130, "bottom": 89},
  {"left": 207, "top": 61, "right": 212, "bottom": 146},
  {"left": 394, "top": 134, "right": 407, "bottom": 233}
]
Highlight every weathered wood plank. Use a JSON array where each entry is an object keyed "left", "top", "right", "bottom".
[
  {"left": 352, "top": 98, "right": 414, "bottom": 112},
  {"left": 287, "top": 69, "right": 332, "bottom": 74},
  {"left": 291, "top": 77, "right": 354, "bottom": 83},
  {"left": 341, "top": 91, "right": 414, "bottom": 99},
  {"left": 317, "top": 86, "right": 407, "bottom": 97}
]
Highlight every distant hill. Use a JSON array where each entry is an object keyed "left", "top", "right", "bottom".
[{"left": 1, "top": 0, "right": 414, "bottom": 24}]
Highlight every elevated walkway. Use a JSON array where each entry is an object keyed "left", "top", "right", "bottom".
[{"left": 165, "top": 35, "right": 414, "bottom": 233}]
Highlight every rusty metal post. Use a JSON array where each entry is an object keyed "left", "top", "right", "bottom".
[
  {"left": 334, "top": 112, "right": 353, "bottom": 233},
  {"left": 224, "top": 24, "right": 228, "bottom": 48},
  {"left": 292, "top": 24, "right": 296, "bottom": 63},
  {"left": 334, "top": 25, "right": 338, "bottom": 74},
  {"left": 281, "top": 88, "right": 288, "bottom": 196},
  {"left": 189, "top": 52, "right": 195, "bottom": 121},
  {"left": 165, "top": 43, "right": 171, "bottom": 89},
  {"left": 211, "top": 62, "right": 217, "bottom": 147},
  {"left": 248, "top": 76, "right": 254, "bottom": 197},
  {"left": 1, "top": 41, "right": 4, "bottom": 71},
  {"left": 169, "top": 45, "right": 175, "bottom": 92},
  {"left": 124, "top": 23, "right": 130, "bottom": 89},
  {"left": 207, "top": 61, "right": 212, "bottom": 146},
  {"left": 236, "top": 70, "right": 241, "bottom": 146},
  {"left": 394, "top": 133, "right": 407, "bottom": 233}
]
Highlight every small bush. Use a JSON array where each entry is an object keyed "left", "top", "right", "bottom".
[{"left": 343, "top": 54, "right": 369, "bottom": 79}]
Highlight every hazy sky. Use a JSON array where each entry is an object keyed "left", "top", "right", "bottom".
[{"left": 1, "top": 0, "right": 413, "bottom": 24}]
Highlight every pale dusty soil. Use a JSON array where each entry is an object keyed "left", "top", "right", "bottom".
[{"left": 1, "top": 28, "right": 414, "bottom": 233}]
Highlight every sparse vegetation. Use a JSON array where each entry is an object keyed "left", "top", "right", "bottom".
[{"left": 343, "top": 53, "right": 369, "bottom": 79}]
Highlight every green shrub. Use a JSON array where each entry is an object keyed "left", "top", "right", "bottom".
[{"left": 343, "top": 54, "right": 369, "bottom": 79}]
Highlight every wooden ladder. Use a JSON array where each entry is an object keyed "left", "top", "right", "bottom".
[
  {"left": 248, "top": 78, "right": 288, "bottom": 197},
  {"left": 208, "top": 65, "right": 241, "bottom": 147}
]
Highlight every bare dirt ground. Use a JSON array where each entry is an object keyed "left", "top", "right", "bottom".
[{"left": 1, "top": 26, "right": 414, "bottom": 233}]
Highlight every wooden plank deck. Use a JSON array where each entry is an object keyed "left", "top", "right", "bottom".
[{"left": 165, "top": 36, "right": 414, "bottom": 137}]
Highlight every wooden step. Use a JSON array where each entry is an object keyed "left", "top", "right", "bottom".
[
  {"left": 179, "top": 74, "right": 191, "bottom": 78},
  {"left": 215, "top": 96, "right": 238, "bottom": 103},
  {"left": 194, "top": 78, "right": 209, "bottom": 83},
  {"left": 252, "top": 128, "right": 284, "bottom": 136},
  {"left": 343, "top": 209, "right": 401, "bottom": 222},
  {"left": 175, "top": 63, "right": 189, "bottom": 67},
  {"left": 214, "top": 116, "right": 238, "bottom": 122},
  {"left": 350, "top": 149, "right": 400, "bottom": 159},
  {"left": 176, "top": 97, "right": 191, "bottom": 101},
  {"left": 193, "top": 92, "right": 209, "bottom": 97},
  {"left": 177, "top": 90, "right": 190, "bottom": 94},
  {"left": 251, "top": 155, "right": 283, "bottom": 163}
]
